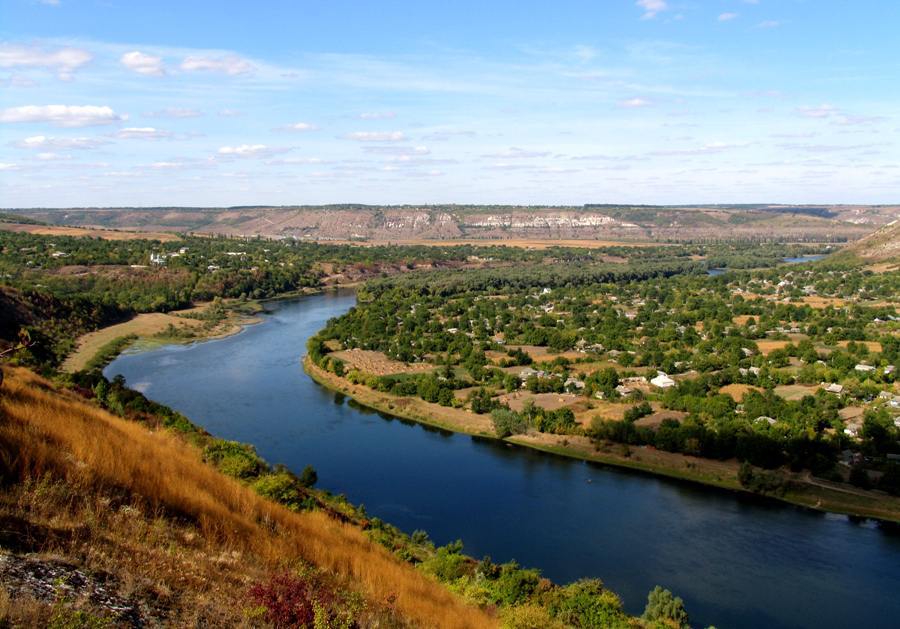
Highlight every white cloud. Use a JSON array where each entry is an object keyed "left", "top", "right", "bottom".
[
  {"left": 38, "top": 0, "right": 60, "bottom": 5},
  {"left": 218, "top": 109, "right": 242, "bottom": 117},
  {"left": 573, "top": 45, "right": 598, "bottom": 62},
  {"left": 345, "top": 131, "right": 405, "bottom": 142},
  {"left": 0, "top": 105, "right": 125, "bottom": 127},
  {"left": 15, "top": 135, "right": 107, "bottom": 149},
  {"left": 636, "top": 0, "right": 668, "bottom": 20},
  {"left": 362, "top": 145, "right": 430, "bottom": 156},
  {"left": 757, "top": 20, "right": 780, "bottom": 29},
  {"left": 180, "top": 55, "right": 255, "bottom": 75},
  {"left": 619, "top": 97, "right": 652, "bottom": 108},
  {"left": 797, "top": 104, "right": 838, "bottom": 118},
  {"left": 218, "top": 144, "right": 287, "bottom": 157},
  {"left": 0, "top": 44, "right": 92, "bottom": 80},
  {"left": 115, "top": 127, "right": 172, "bottom": 139},
  {"left": 150, "top": 161, "right": 182, "bottom": 169},
  {"left": 120, "top": 51, "right": 165, "bottom": 76},
  {"left": 283, "top": 122, "right": 318, "bottom": 131},
  {"left": 35, "top": 152, "right": 70, "bottom": 161},
  {"left": 359, "top": 111, "right": 396, "bottom": 120},
  {"left": 0, "top": 163, "right": 19, "bottom": 171},
  {"left": 718, "top": 13, "right": 738, "bottom": 22},
  {"left": 483, "top": 147, "right": 550, "bottom": 159},
  {"left": 145, "top": 108, "right": 203, "bottom": 118}
]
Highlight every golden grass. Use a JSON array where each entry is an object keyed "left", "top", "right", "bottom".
[
  {"left": 330, "top": 349, "right": 434, "bottom": 376},
  {"left": 0, "top": 222, "right": 180, "bottom": 241},
  {"left": 0, "top": 366, "right": 494, "bottom": 628}
]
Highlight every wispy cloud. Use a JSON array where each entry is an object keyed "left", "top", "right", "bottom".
[
  {"left": 145, "top": 108, "right": 203, "bottom": 118},
  {"left": 120, "top": 51, "right": 165, "bottom": 76},
  {"left": 115, "top": 127, "right": 172, "bottom": 139},
  {"left": 218, "top": 144, "right": 289, "bottom": 157},
  {"left": 14, "top": 135, "right": 108, "bottom": 149},
  {"left": 359, "top": 111, "right": 396, "bottom": 120},
  {"left": 0, "top": 105, "right": 125, "bottom": 127},
  {"left": 718, "top": 13, "right": 739, "bottom": 22},
  {"left": 345, "top": 131, "right": 405, "bottom": 142},
  {"left": 281, "top": 122, "right": 319, "bottom": 131},
  {"left": 0, "top": 44, "right": 92, "bottom": 80},
  {"left": 636, "top": 0, "right": 668, "bottom": 20},
  {"left": 619, "top": 97, "right": 652, "bottom": 108},
  {"left": 180, "top": 55, "right": 255, "bottom": 75}
]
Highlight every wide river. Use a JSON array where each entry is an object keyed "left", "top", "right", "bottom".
[{"left": 106, "top": 290, "right": 900, "bottom": 629}]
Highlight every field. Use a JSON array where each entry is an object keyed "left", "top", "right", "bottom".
[
  {"left": 330, "top": 349, "right": 435, "bottom": 376},
  {"left": 774, "top": 384, "right": 820, "bottom": 401},
  {"left": 497, "top": 390, "right": 581, "bottom": 412},
  {"left": 719, "top": 383, "right": 763, "bottom": 401},
  {"left": 0, "top": 222, "right": 180, "bottom": 242}
]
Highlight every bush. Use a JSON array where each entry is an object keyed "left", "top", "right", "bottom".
[
  {"left": 548, "top": 579, "right": 629, "bottom": 628},
  {"left": 252, "top": 472, "right": 303, "bottom": 509},
  {"left": 642, "top": 585, "right": 689, "bottom": 628},
  {"left": 420, "top": 542, "right": 470, "bottom": 582},
  {"left": 492, "top": 408, "right": 527, "bottom": 438},
  {"left": 248, "top": 569, "right": 361, "bottom": 628},
  {"left": 203, "top": 439, "right": 265, "bottom": 480},
  {"left": 494, "top": 561, "right": 541, "bottom": 606}
]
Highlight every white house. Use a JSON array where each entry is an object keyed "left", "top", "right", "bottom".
[
  {"left": 651, "top": 372, "right": 676, "bottom": 389},
  {"left": 854, "top": 364, "right": 876, "bottom": 373}
]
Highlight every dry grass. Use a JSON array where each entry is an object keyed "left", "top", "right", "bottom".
[
  {"left": 755, "top": 339, "right": 794, "bottom": 355},
  {"left": 773, "top": 384, "right": 820, "bottom": 401},
  {"left": 0, "top": 222, "right": 180, "bottom": 242},
  {"left": 718, "top": 383, "right": 762, "bottom": 402},
  {"left": 836, "top": 340, "right": 883, "bottom": 353},
  {"left": 497, "top": 391, "right": 580, "bottom": 412},
  {"left": 0, "top": 367, "right": 494, "bottom": 628},
  {"left": 331, "top": 349, "right": 435, "bottom": 376}
]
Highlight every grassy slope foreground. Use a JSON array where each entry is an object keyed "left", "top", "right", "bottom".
[{"left": 0, "top": 366, "right": 494, "bottom": 628}]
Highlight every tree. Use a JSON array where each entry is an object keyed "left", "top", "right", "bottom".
[
  {"left": 642, "top": 586, "right": 689, "bottom": 628},
  {"left": 492, "top": 408, "right": 526, "bottom": 438}
]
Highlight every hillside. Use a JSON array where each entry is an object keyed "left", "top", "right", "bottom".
[
  {"left": 840, "top": 220, "right": 900, "bottom": 264},
  {"left": 0, "top": 366, "right": 494, "bottom": 627},
  {"left": 7, "top": 204, "right": 899, "bottom": 243}
]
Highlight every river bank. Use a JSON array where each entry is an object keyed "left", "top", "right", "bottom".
[
  {"left": 303, "top": 357, "right": 900, "bottom": 523},
  {"left": 62, "top": 285, "right": 355, "bottom": 373}
]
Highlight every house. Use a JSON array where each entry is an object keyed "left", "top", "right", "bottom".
[
  {"left": 615, "top": 384, "right": 633, "bottom": 396},
  {"left": 517, "top": 367, "right": 539, "bottom": 381},
  {"left": 823, "top": 383, "right": 844, "bottom": 394},
  {"left": 741, "top": 348, "right": 754, "bottom": 357},
  {"left": 885, "top": 365, "right": 895, "bottom": 375},
  {"left": 565, "top": 377, "right": 585, "bottom": 390},
  {"left": 651, "top": 372, "right": 676, "bottom": 389},
  {"left": 754, "top": 416, "right": 777, "bottom": 426},
  {"left": 854, "top": 364, "right": 876, "bottom": 373},
  {"left": 749, "top": 366, "right": 761, "bottom": 376}
]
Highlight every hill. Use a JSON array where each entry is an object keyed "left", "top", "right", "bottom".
[
  {"left": 840, "top": 220, "right": 900, "bottom": 265},
  {"left": 6, "top": 204, "right": 898, "bottom": 243},
  {"left": 0, "top": 366, "right": 494, "bottom": 627}
]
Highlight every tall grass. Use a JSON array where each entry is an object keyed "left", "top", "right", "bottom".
[{"left": 0, "top": 366, "right": 495, "bottom": 628}]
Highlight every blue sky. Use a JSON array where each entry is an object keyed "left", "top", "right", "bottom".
[{"left": 1, "top": 0, "right": 898, "bottom": 206}]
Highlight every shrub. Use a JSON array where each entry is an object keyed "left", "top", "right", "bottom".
[
  {"left": 248, "top": 570, "right": 361, "bottom": 629},
  {"left": 642, "top": 586, "right": 689, "bottom": 628},
  {"left": 492, "top": 408, "right": 526, "bottom": 438},
  {"left": 252, "top": 472, "right": 303, "bottom": 509},
  {"left": 203, "top": 439, "right": 264, "bottom": 480},
  {"left": 494, "top": 561, "right": 541, "bottom": 606},
  {"left": 420, "top": 542, "right": 470, "bottom": 582},
  {"left": 548, "top": 579, "right": 629, "bottom": 628}
]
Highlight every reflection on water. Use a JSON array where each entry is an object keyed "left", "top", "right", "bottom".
[{"left": 105, "top": 289, "right": 900, "bottom": 629}]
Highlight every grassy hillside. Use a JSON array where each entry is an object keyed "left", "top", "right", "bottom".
[{"left": 0, "top": 366, "right": 494, "bottom": 627}]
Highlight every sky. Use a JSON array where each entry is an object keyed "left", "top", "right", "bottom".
[{"left": 1, "top": 0, "right": 899, "bottom": 207}]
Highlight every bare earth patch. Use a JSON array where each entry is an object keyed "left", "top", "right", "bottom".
[
  {"left": 719, "top": 383, "right": 763, "bottom": 401},
  {"left": 497, "top": 391, "right": 581, "bottom": 412},
  {"left": 774, "top": 384, "right": 820, "bottom": 401},
  {"left": 331, "top": 349, "right": 434, "bottom": 376}
]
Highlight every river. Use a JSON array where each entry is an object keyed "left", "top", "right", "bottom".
[{"left": 105, "top": 290, "right": 900, "bottom": 629}]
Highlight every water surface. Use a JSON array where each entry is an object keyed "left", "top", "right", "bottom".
[{"left": 106, "top": 290, "right": 900, "bottom": 629}]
